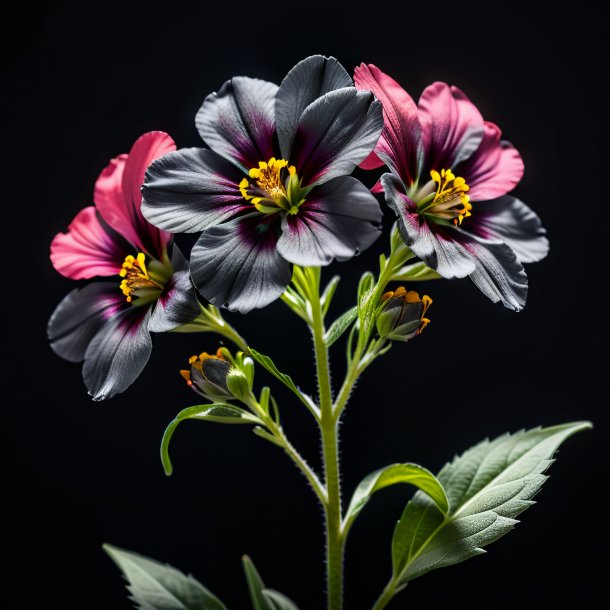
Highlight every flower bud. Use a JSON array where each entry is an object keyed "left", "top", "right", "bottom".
[
  {"left": 225, "top": 369, "right": 252, "bottom": 402},
  {"left": 376, "top": 286, "right": 432, "bottom": 342},
  {"left": 180, "top": 349, "right": 233, "bottom": 401}
]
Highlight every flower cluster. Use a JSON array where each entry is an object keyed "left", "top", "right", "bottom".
[{"left": 48, "top": 55, "right": 547, "bottom": 400}]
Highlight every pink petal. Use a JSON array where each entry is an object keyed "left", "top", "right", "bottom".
[
  {"left": 460, "top": 122, "right": 524, "bottom": 201},
  {"left": 95, "top": 132, "right": 176, "bottom": 257},
  {"left": 50, "top": 207, "right": 127, "bottom": 279},
  {"left": 418, "top": 82, "right": 484, "bottom": 171},
  {"left": 354, "top": 64, "right": 421, "bottom": 184},
  {"left": 359, "top": 149, "right": 385, "bottom": 170}
]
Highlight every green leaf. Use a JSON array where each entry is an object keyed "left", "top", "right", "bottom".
[
  {"left": 343, "top": 463, "right": 448, "bottom": 534},
  {"left": 391, "top": 261, "right": 442, "bottom": 282},
  {"left": 321, "top": 275, "right": 340, "bottom": 317},
  {"left": 261, "top": 589, "right": 300, "bottom": 610},
  {"left": 103, "top": 544, "right": 227, "bottom": 610},
  {"left": 161, "top": 404, "right": 261, "bottom": 475},
  {"left": 324, "top": 306, "right": 358, "bottom": 347},
  {"left": 248, "top": 348, "right": 319, "bottom": 418},
  {"left": 242, "top": 556, "right": 273, "bottom": 610},
  {"left": 391, "top": 422, "right": 591, "bottom": 588}
]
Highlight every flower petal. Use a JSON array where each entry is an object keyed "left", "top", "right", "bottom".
[
  {"left": 195, "top": 77, "right": 278, "bottom": 172},
  {"left": 141, "top": 147, "right": 247, "bottom": 233},
  {"left": 276, "top": 176, "right": 382, "bottom": 266},
  {"left": 148, "top": 246, "right": 200, "bottom": 333},
  {"left": 83, "top": 305, "right": 152, "bottom": 400},
  {"left": 382, "top": 173, "right": 475, "bottom": 278},
  {"left": 95, "top": 132, "right": 175, "bottom": 257},
  {"left": 418, "top": 82, "right": 484, "bottom": 170},
  {"left": 190, "top": 215, "right": 290, "bottom": 314},
  {"left": 354, "top": 63, "right": 421, "bottom": 183},
  {"left": 458, "top": 231, "right": 528, "bottom": 311},
  {"left": 276, "top": 55, "right": 352, "bottom": 159},
  {"left": 471, "top": 196, "right": 549, "bottom": 263},
  {"left": 290, "top": 87, "right": 383, "bottom": 186},
  {"left": 48, "top": 282, "right": 125, "bottom": 362},
  {"left": 459, "top": 122, "right": 524, "bottom": 200},
  {"left": 50, "top": 207, "right": 128, "bottom": 279}
]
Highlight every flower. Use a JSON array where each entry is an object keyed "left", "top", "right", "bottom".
[
  {"left": 376, "top": 287, "right": 432, "bottom": 342},
  {"left": 354, "top": 64, "right": 549, "bottom": 311},
  {"left": 48, "top": 132, "right": 201, "bottom": 400},
  {"left": 180, "top": 350, "right": 233, "bottom": 401},
  {"left": 141, "top": 55, "right": 384, "bottom": 313}
]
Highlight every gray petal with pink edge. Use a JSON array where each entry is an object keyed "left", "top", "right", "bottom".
[
  {"left": 48, "top": 282, "right": 125, "bottom": 363},
  {"left": 83, "top": 305, "right": 153, "bottom": 401},
  {"left": 141, "top": 147, "right": 247, "bottom": 233},
  {"left": 190, "top": 215, "right": 291, "bottom": 314},
  {"left": 195, "top": 76, "right": 278, "bottom": 172},
  {"left": 471, "top": 196, "right": 549, "bottom": 264},
  {"left": 290, "top": 87, "right": 383, "bottom": 187},
  {"left": 276, "top": 176, "right": 382, "bottom": 266},
  {"left": 276, "top": 55, "right": 352, "bottom": 159}
]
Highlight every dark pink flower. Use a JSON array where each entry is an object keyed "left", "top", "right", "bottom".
[
  {"left": 48, "top": 132, "right": 200, "bottom": 400},
  {"left": 355, "top": 64, "right": 548, "bottom": 311}
]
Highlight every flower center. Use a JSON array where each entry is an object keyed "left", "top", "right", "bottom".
[
  {"left": 239, "top": 157, "right": 306, "bottom": 215},
  {"left": 418, "top": 169, "right": 472, "bottom": 226},
  {"left": 119, "top": 253, "right": 162, "bottom": 303}
]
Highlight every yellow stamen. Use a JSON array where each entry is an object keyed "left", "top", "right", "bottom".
[
  {"left": 118, "top": 252, "right": 159, "bottom": 302},
  {"left": 424, "top": 169, "right": 472, "bottom": 226},
  {"left": 240, "top": 157, "right": 293, "bottom": 208}
]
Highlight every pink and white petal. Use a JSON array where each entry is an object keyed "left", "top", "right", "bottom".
[
  {"left": 50, "top": 207, "right": 128, "bottom": 279},
  {"left": 471, "top": 196, "right": 548, "bottom": 264},
  {"left": 121, "top": 131, "right": 176, "bottom": 258},
  {"left": 354, "top": 64, "right": 421, "bottom": 184},
  {"left": 381, "top": 173, "right": 475, "bottom": 278},
  {"left": 459, "top": 122, "right": 524, "bottom": 200},
  {"left": 418, "top": 82, "right": 484, "bottom": 171}
]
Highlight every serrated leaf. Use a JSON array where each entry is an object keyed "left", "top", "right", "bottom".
[
  {"left": 242, "top": 556, "right": 273, "bottom": 610},
  {"left": 161, "top": 404, "right": 261, "bottom": 475},
  {"left": 248, "top": 349, "right": 318, "bottom": 417},
  {"left": 391, "top": 261, "right": 442, "bottom": 281},
  {"left": 324, "top": 307, "right": 358, "bottom": 347},
  {"left": 391, "top": 422, "right": 591, "bottom": 587},
  {"left": 104, "top": 544, "right": 227, "bottom": 610},
  {"left": 343, "top": 463, "right": 448, "bottom": 534},
  {"left": 261, "top": 589, "right": 300, "bottom": 610}
]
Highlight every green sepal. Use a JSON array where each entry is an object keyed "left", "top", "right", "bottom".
[
  {"left": 243, "top": 555, "right": 273, "bottom": 610},
  {"left": 320, "top": 275, "right": 340, "bottom": 317},
  {"left": 391, "top": 261, "right": 442, "bottom": 282}
]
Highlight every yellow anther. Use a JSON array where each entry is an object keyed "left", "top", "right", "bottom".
[
  {"left": 118, "top": 252, "right": 160, "bottom": 302},
  {"left": 424, "top": 168, "right": 473, "bottom": 227},
  {"left": 240, "top": 157, "right": 296, "bottom": 210}
]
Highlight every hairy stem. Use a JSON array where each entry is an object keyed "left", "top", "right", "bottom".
[{"left": 310, "top": 271, "right": 344, "bottom": 610}]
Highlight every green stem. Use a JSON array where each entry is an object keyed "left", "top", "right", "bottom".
[
  {"left": 371, "top": 579, "right": 398, "bottom": 610},
  {"left": 258, "top": 413, "right": 327, "bottom": 505},
  {"left": 309, "top": 271, "right": 344, "bottom": 610}
]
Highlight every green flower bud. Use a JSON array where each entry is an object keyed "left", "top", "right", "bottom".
[
  {"left": 376, "top": 286, "right": 432, "bottom": 342},
  {"left": 226, "top": 369, "right": 252, "bottom": 402}
]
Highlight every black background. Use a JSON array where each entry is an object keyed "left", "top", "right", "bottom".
[{"left": 2, "top": 2, "right": 608, "bottom": 609}]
